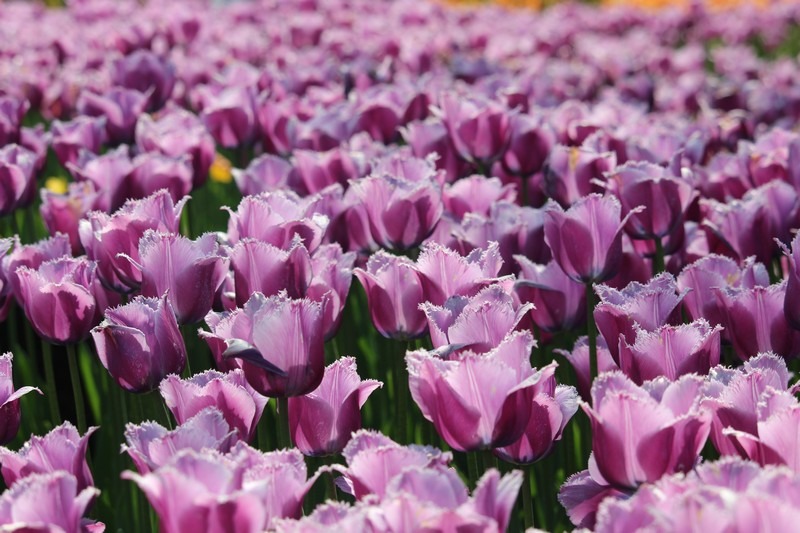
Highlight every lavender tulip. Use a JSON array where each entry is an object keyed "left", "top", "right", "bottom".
[
  {"left": 77, "top": 87, "right": 151, "bottom": 145},
  {"left": 353, "top": 251, "right": 428, "bottom": 340},
  {"left": 15, "top": 257, "right": 107, "bottom": 345},
  {"left": 111, "top": 50, "right": 176, "bottom": 110},
  {"left": 544, "top": 144, "right": 615, "bottom": 207},
  {"left": 201, "top": 292, "right": 325, "bottom": 398},
  {"left": 39, "top": 182, "right": 102, "bottom": 255},
  {"left": 50, "top": 117, "right": 107, "bottom": 167},
  {"left": 415, "top": 241, "right": 505, "bottom": 306},
  {"left": 289, "top": 357, "right": 381, "bottom": 456},
  {"left": 198, "top": 86, "right": 258, "bottom": 148},
  {"left": 122, "top": 408, "right": 235, "bottom": 474},
  {"left": 442, "top": 175, "right": 516, "bottom": 220},
  {"left": 0, "top": 422, "right": 96, "bottom": 490},
  {"left": 503, "top": 113, "right": 555, "bottom": 178},
  {"left": 0, "top": 96, "right": 28, "bottom": 146},
  {"left": 128, "top": 152, "right": 193, "bottom": 203},
  {"left": 543, "top": 193, "right": 640, "bottom": 284},
  {"left": 67, "top": 145, "right": 133, "bottom": 212},
  {"left": 0, "top": 144, "right": 37, "bottom": 216},
  {"left": 0, "top": 353, "right": 41, "bottom": 445},
  {"left": 233, "top": 153, "right": 295, "bottom": 196},
  {"left": 128, "top": 231, "right": 229, "bottom": 324},
  {"left": 437, "top": 92, "right": 511, "bottom": 166},
  {"left": 159, "top": 369, "right": 267, "bottom": 444},
  {"left": 91, "top": 294, "right": 186, "bottom": 393},
  {"left": 2, "top": 233, "right": 71, "bottom": 307},
  {"left": 406, "top": 331, "right": 548, "bottom": 451},
  {"left": 514, "top": 257, "right": 586, "bottom": 333},
  {"left": 781, "top": 232, "right": 800, "bottom": 330},
  {"left": 228, "top": 238, "right": 312, "bottom": 307},
  {"left": 557, "top": 336, "right": 619, "bottom": 401},
  {"left": 0, "top": 472, "right": 100, "bottom": 533}
]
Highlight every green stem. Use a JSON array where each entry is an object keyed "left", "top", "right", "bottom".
[
  {"left": 523, "top": 466, "right": 535, "bottom": 530},
  {"left": 467, "top": 452, "right": 481, "bottom": 487},
  {"left": 277, "top": 396, "right": 291, "bottom": 449},
  {"left": 394, "top": 341, "right": 409, "bottom": 443},
  {"left": 41, "top": 342, "right": 61, "bottom": 426},
  {"left": 325, "top": 470, "right": 338, "bottom": 502},
  {"left": 257, "top": 406, "right": 271, "bottom": 450},
  {"left": 653, "top": 237, "right": 665, "bottom": 275},
  {"left": 585, "top": 282, "right": 597, "bottom": 383},
  {"left": 66, "top": 343, "right": 87, "bottom": 433},
  {"left": 520, "top": 174, "right": 529, "bottom": 207}
]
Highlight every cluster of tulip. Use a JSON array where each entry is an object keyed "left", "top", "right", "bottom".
[{"left": 3, "top": 0, "right": 800, "bottom": 531}]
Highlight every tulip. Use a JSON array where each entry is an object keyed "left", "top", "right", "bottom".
[
  {"left": 353, "top": 251, "right": 428, "bottom": 340},
  {"left": 420, "top": 284, "right": 531, "bottom": 354},
  {"left": 228, "top": 238, "right": 312, "bottom": 307},
  {"left": 39, "top": 181, "right": 102, "bottom": 255},
  {"left": 15, "top": 257, "right": 107, "bottom": 345},
  {"left": 2, "top": 233, "right": 72, "bottom": 307},
  {"left": 556, "top": 336, "right": 619, "bottom": 401},
  {"left": 79, "top": 190, "right": 188, "bottom": 293},
  {"left": 0, "top": 353, "right": 41, "bottom": 445},
  {"left": 502, "top": 113, "right": 555, "bottom": 179},
  {"left": 128, "top": 152, "right": 193, "bottom": 203},
  {"left": 49, "top": 116, "right": 107, "bottom": 167},
  {"left": 781, "top": 232, "right": 800, "bottom": 330},
  {"left": 0, "top": 96, "right": 28, "bottom": 147},
  {"left": 198, "top": 85, "right": 258, "bottom": 148},
  {"left": 403, "top": 118, "right": 468, "bottom": 183},
  {"left": 593, "top": 273, "right": 687, "bottom": 363},
  {"left": 77, "top": 87, "right": 151, "bottom": 145},
  {"left": 201, "top": 292, "right": 325, "bottom": 398},
  {"left": 67, "top": 145, "right": 133, "bottom": 212},
  {"left": 583, "top": 372, "right": 711, "bottom": 489},
  {"left": 0, "top": 472, "right": 100, "bottom": 533},
  {"left": 514, "top": 257, "right": 586, "bottom": 333},
  {"left": 292, "top": 147, "right": 365, "bottom": 195},
  {"left": 306, "top": 243, "right": 356, "bottom": 340},
  {"left": 127, "top": 231, "right": 229, "bottom": 324},
  {"left": 442, "top": 175, "right": 516, "bottom": 220},
  {"left": 122, "top": 408, "right": 235, "bottom": 474},
  {"left": 406, "top": 331, "right": 547, "bottom": 452},
  {"left": 617, "top": 319, "right": 722, "bottom": 384},
  {"left": 415, "top": 241, "right": 504, "bottom": 306},
  {"left": 714, "top": 281, "right": 800, "bottom": 360},
  {"left": 543, "top": 145, "right": 615, "bottom": 207},
  {"left": 0, "top": 144, "right": 37, "bottom": 216},
  {"left": 437, "top": 92, "right": 511, "bottom": 167},
  {"left": 0, "top": 422, "right": 96, "bottom": 490},
  {"left": 159, "top": 369, "right": 268, "bottom": 444},
  {"left": 111, "top": 50, "right": 176, "bottom": 110},
  {"left": 677, "top": 254, "right": 769, "bottom": 332},
  {"left": 92, "top": 294, "right": 186, "bottom": 393},
  {"left": 349, "top": 170, "right": 443, "bottom": 251},
  {"left": 543, "top": 193, "right": 640, "bottom": 284},
  {"left": 136, "top": 108, "right": 215, "bottom": 187},
  {"left": 558, "top": 470, "right": 628, "bottom": 529},
  {"left": 289, "top": 357, "right": 381, "bottom": 456},
  {"left": 233, "top": 153, "right": 295, "bottom": 196}
]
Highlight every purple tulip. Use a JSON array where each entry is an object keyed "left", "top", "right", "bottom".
[
  {"left": 557, "top": 336, "right": 620, "bottom": 401},
  {"left": 111, "top": 50, "right": 176, "bottom": 110},
  {"left": 403, "top": 118, "right": 468, "bottom": 183},
  {"left": 349, "top": 171, "right": 443, "bottom": 251},
  {"left": 67, "top": 145, "right": 133, "bottom": 212},
  {"left": 0, "top": 422, "right": 96, "bottom": 490},
  {"left": 353, "top": 251, "right": 428, "bottom": 340},
  {"left": 332, "top": 430, "right": 453, "bottom": 500},
  {"left": 201, "top": 292, "right": 325, "bottom": 398},
  {"left": 593, "top": 273, "right": 687, "bottom": 363},
  {"left": 558, "top": 470, "right": 628, "bottom": 529},
  {"left": 39, "top": 181, "right": 103, "bottom": 255},
  {"left": 79, "top": 190, "right": 187, "bottom": 293},
  {"left": 124, "top": 445, "right": 316, "bottom": 533},
  {"left": 2, "top": 233, "right": 71, "bottom": 307},
  {"left": 292, "top": 147, "right": 365, "bottom": 195},
  {"left": 289, "top": 357, "right": 381, "bottom": 456},
  {"left": 0, "top": 472, "right": 100, "bottom": 533},
  {"left": 50, "top": 117, "right": 107, "bottom": 167},
  {"left": 127, "top": 231, "right": 229, "bottom": 324},
  {"left": 136, "top": 108, "right": 215, "bottom": 187},
  {"left": 91, "top": 294, "right": 186, "bottom": 393},
  {"left": 122, "top": 408, "right": 235, "bottom": 474},
  {"left": 228, "top": 238, "right": 312, "bottom": 307},
  {"left": 703, "top": 352, "right": 797, "bottom": 457},
  {"left": 781, "top": 232, "right": 800, "bottom": 330},
  {"left": 416, "top": 241, "right": 505, "bottom": 306},
  {"left": 583, "top": 372, "right": 711, "bottom": 489},
  {"left": 617, "top": 319, "right": 722, "bottom": 384},
  {"left": 159, "top": 369, "right": 268, "bottom": 444},
  {"left": 437, "top": 91, "right": 511, "bottom": 166},
  {"left": 306, "top": 243, "right": 355, "bottom": 340},
  {"left": 714, "top": 281, "right": 800, "bottom": 360},
  {"left": 0, "top": 353, "right": 41, "bottom": 445},
  {"left": 233, "top": 153, "right": 295, "bottom": 196},
  {"left": 129, "top": 152, "right": 193, "bottom": 203},
  {"left": 0, "top": 96, "right": 29, "bottom": 147},
  {"left": 77, "top": 87, "right": 151, "bottom": 145},
  {"left": 406, "top": 331, "right": 548, "bottom": 451},
  {"left": 543, "top": 144, "right": 615, "bottom": 207},
  {"left": 0, "top": 144, "right": 37, "bottom": 216},
  {"left": 503, "top": 113, "right": 555, "bottom": 178},
  {"left": 494, "top": 364, "right": 579, "bottom": 464},
  {"left": 197, "top": 85, "right": 258, "bottom": 148},
  {"left": 544, "top": 193, "right": 640, "bottom": 284},
  {"left": 420, "top": 284, "right": 531, "bottom": 354},
  {"left": 225, "top": 192, "right": 328, "bottom": 252},
  {"left": 15, "top": 257, "right": 107, "bottom": 345},
  {"left": 514, "top": 257, "right": 586, "bottom": 333},
  {"left": 442, "top": 175, "right": 516, "bottom": 220},
  {"left": 605, "top": 161, "right": 695, "bottom": 240}
]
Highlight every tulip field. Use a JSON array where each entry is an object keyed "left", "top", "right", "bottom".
[{"left": 4, "top": 0, "right": 800, "bottom": 531}]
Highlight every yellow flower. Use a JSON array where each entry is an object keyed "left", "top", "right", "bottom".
[
  {"left": 44, "top": 176, "right": 69, "bottom": 195},
  {"left": 209, "top": 153, "right": 233, "bottom": 184}
]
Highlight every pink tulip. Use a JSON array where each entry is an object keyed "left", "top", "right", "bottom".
[{"left": 0, "top": 353, "right": 41, "bottom": 445}]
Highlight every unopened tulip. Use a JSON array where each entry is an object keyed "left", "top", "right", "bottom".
[
  {"left": 111, "top": 50, "right": 176, "bottom": 110},
  {"left": 129, "top": 152, "right": 193, "bottom": 203},
  {"left": 0, "top": 96, "right": 29, "bottom": 146},
  {"left": 39, "top": 181, "right": 102, "bottom": 255},
  {"left": 353, "top": 251, "right": 428, "bottom": 340},
  {"left": 514, "top": 257, "right": 586, "bottom": 333},
  {"left": 128, "top": 231, "right": 229, "bottom": 324},
  {"left": 437, "top": 92, "right": 511, "bottom": 166},
  {"left": 77, "top": 87, "right": 151, "bottom": 145},
  {"left": 160, "top": 369, "right": 267, "bottom": 444},
  {"left": 91, "top": 294, "right": 186, "bottom": 393},
  {"left": 289, "top": 357, "right": 381, "bottom": 456},
  {"left": 0, "top": 353, "right": 40, "bottom": 445},
  {"left": 0, "top": 422, "right": 96, "bottom": 490},
  {"left": 0, "top": 144, "right": 37, "bottom": 216}
]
